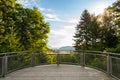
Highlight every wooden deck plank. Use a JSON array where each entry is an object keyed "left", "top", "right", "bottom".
[{"left": 0, "top": 64, "right": 112, "bottom": 80}]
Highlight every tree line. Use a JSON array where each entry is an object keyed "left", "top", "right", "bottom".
[
  {"left": 0, "top": 0, "right": 50, "bottom": 53},
  {"left": 74, "top": 0, "right": 120, "bottom": 53}
]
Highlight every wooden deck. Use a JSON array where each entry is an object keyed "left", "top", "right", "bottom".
[{"left": 0, "top": 64, "right": 113, "bottom": 80}]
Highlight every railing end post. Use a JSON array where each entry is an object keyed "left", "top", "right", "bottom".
[
  {"left": 107, "top": 53, "right": 112, "bottom": 76},
  {"left": 2, "top": 55, "right": 8, "bottom": 77}
]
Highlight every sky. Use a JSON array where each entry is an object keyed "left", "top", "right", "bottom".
[{"left": 18, "top": 0, "right": 116, "bottom": 48}]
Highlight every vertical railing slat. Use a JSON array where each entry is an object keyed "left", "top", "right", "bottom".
[
  {"left": 31, "top": 53, "right": 35, "bottom": 67},
  {"left": 80, "top": 52, "right": 85, "bottom": 67},
  {"left": 107, "top": 53, "right": 112, "bottom": 76},
  {"left": 56, "top": 52, "right": 60, "bottom": 66},
  {"left": 2, "top": 55, "right": 8, "bottom": 77}
]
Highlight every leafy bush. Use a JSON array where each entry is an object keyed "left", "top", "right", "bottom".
[{"left": 107, "top": 44, "right": 120, "bottom": 53}]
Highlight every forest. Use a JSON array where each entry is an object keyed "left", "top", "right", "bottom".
[{"left": 74, "top": 0, "right": 120, "bottom": 53}]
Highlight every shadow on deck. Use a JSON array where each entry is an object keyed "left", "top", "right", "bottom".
[{"left": 0, "top": 64, "right": 113, "bottom": 80}]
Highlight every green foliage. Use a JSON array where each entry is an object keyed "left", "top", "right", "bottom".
[
  {"left": 107, "top": 44, "right": 120, "bottom": 53},
  {"left": 74, "top": 10, "right": 92, "bottom": 50},
  {"left": 47, "top": 54, "right": 56, "bottom": 64},
  {"left": 7, "top": 54, "right": 32, "bottom": 71},
  {"left": 85, "top": 54, "right": 107, "bottom": 71},
  {"left": 0, "top": 0, "right": 50, "bottom": 53},
  {"left": 35, "top": 52, "right": 48, "bottom": 64},
  {"left": 60, "top": 54, "right": 80, "bottom": 64},
  {"left": 74, "top": 4, "right": 120, "bottom": 51},
  {"left": 74, "top": 10, "right": 101, "bottom": 51},
  {"left": 112, "top": 58, "right": 120, "bottom": 78}
]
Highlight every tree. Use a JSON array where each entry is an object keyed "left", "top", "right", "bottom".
[
  {"left": 98, "top": 9, "right": 118, "bottom": 49},
  {"left": 21, "top": 7, "right": 49, "bottom": 50},
  {"left": 110, "top": 0, "right": 120, "bottom": 43},
  {"left": 74, "top": 10, "right": 91, "bottom": 50},
  {"left": 88, "top": 14, "right": 100, "bottom": 50},
  {"left": 0, "top": 0, "right": 50, "bottom": 53},
  {"left": 105, "top": 0, "right": 120, "bottom": 52},
  {"left": 0, "top": 0, "right": 21, "bottom": 52},
  {"left": 74, "top": 1, "right": 120, "bottom": 52}
]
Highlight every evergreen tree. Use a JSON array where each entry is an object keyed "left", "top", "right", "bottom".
[
  {"left": 88, "top": 14, "right": 100, "bottom": 50},
  {"left": 74, "top": 10, "right": 91, "bottom": 50}
]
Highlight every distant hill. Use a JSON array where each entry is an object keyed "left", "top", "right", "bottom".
[{"left": 58, "top": 46, "right": 75, "bottom": 50}]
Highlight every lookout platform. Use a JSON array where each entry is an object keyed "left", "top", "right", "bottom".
[{"left": 0, "top": 64, "right": 113, "bottom": 80}]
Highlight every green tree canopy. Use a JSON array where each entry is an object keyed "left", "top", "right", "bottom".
[
  {"left": 74, "top": 8, "right": 119, "bottom": 51},
  {"left": 74, "top": 10, "right": 92, "bottom": 50},
  {"left": 0, "top": 0, "right": 50, "bottom": 53}
]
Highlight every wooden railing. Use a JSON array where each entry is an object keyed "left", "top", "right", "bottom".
[{"left": 0, "top": 50, "right": 120, "bottom": 80}]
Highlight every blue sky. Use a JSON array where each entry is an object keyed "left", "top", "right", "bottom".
[{"left": 18, "top": 0, "right": 116, "bottom": 48}]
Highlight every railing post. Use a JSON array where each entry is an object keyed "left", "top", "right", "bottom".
[
  {"left": 56, "top": 51, "right": 60, "bottom": 66},
  {"left": 107, "top": 53, "right": 112, "bottom": 76},
  {"left": 2, "top": 55, "right": 8, "bottom": 77},
  {"left": 31, "top": 53, "right": 35, "bottom": 67},
  {"left": 80, "top": 52, "right": 85, "bottom": 67}
]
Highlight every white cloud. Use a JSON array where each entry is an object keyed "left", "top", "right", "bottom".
[
  {"left": 45, "top": 14, "right": 79, "bottom": 24},
  {"left": 38, "top": 7, "right": 53, "bottom": 12},
  {"left": 88, "top": 2, "right": 109, "bottom": 15},
  {"left": 66, "top": 18, "right": 79, "bottom": 24},
  {"left": 46, "top": 16, "right": 78, "bottom": 48},
  {"left": 45, "top": 14, "right": 59, "bottom": 19},
  {"left": 67, "top": 19, "right": 78, "bottom": 24},
  {"left": 44, "top": 13, "right": 64, "bottom": 22},
  {"left": 48, "top": 25, "right": 75, "bottom": 48},
  {"left": 17, "top": 0, "right": 30, "bottom": 6},
  {"left": 38, "top": 7, "right": 46, "bottom": 11},
  {"left": 18, "top": 0, "right": 78, "bottom": 24},
  {"left": 17, "top": 0, "right": 53, "bottom": 12}
]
